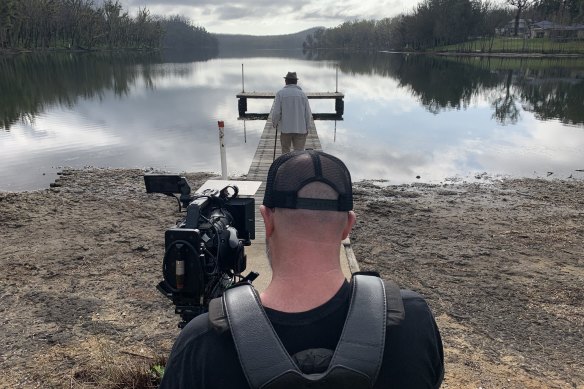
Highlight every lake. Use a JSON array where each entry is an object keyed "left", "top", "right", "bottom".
[{"left": 1, "top": 50, "right": 583, "bottom": 191}]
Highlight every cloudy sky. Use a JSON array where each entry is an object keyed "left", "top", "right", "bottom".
[{"left": 117, "top": 0, "right": 426, "bottom": 35}]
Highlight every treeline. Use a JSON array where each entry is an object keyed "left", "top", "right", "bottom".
[
  {"left": 216, "top": 28, "right": 320, "bottom": 52},
  {"left": 304, "top": 0, "right": 584, "bottom": 51},
  {"left": 161, "top": 15, "right": 217, "bottom": 51},
  {"left": 0, "top": 0, "right": 217, "bottom": 51}
]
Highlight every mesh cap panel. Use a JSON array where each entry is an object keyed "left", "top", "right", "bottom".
[{"left": 263, "top": 150, "right": 353, "bottom": 211}]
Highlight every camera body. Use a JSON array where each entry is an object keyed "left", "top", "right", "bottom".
[{"left": 145, "top": 175, "right": 257, "bottom": 327}]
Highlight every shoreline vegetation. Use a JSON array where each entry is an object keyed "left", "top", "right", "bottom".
[
  {"left": 0, "top": 0, "right": 217, "bottom": 54},
  {"left": 302, "top": 0, "right": 584, "bottom": 54},
  {"left": 3, "top": 45, "right": 584, "bottom": 58},
  {"left": 3, "top": 1, "right": 584, "bottom": 58}
]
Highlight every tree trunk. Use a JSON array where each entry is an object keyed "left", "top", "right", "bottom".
[{"left": 514, "top": 9, "right": 521, "bottom": 36}]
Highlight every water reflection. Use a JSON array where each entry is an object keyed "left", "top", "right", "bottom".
[
  {"left": 0, "top": 51, "right": 583, "bottom": 191},
  {"left": 306, "top": 51, "right": 584, "bottom": 126},
  {"left": 0, "top": 50, "right": 219, "bottom": 131}
]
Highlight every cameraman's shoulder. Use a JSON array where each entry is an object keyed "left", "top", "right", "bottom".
[
  {"left": 381, "top": 279, "right": 437, "bottom": 321},
  {"left": 400, "top": 288, "right": 430, "bottom": 303},
  {"left": 171, "top": 313, "right": 221, "bottom": 352},
  {"left": 400, "top": 289, "right": 437, "bottom": 318}
]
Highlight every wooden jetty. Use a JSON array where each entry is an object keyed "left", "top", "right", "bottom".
[
  {"left": 246, "top": 103, "right": 321, "bottom": 240},
  {"left": 238, "top": 94, "right": 360, "bottom": 290},
  {"left": 237, "top": 91, "right": 344, "bottom": 118}
]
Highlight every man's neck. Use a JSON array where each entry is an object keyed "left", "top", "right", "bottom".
[{"left": 260, "top": 267, "right": 346, "bottom": 313}]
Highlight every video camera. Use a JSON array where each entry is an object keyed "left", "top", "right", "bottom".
[{"left": 144, "top": 175, "right": 258, "bottom": 328}]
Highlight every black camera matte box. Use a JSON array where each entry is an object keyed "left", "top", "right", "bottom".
[{"left": 226, "top": 198, "right": 255, "bottom": 241}]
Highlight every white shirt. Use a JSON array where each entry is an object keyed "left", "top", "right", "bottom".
[{"left": 272, "top": 84, "right": 312, "bottom": 134}]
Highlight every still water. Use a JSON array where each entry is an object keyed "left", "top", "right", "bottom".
[{"left": 1, "top": 50, "right": 583, "bottom": 191}]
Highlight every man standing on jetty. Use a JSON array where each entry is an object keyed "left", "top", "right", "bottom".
[
  {"left": 160, "top": 150, "right": 444, "bottom": 389},
  {"left": 272, "top": 71, "right": 313, "bottom": 154}
]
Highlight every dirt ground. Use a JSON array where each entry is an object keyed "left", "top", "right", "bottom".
[{"left": 0, "top": 168, "right": 582, "bottom": 389}]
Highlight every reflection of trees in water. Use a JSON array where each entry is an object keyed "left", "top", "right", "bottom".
[
  {"left": 1, "top": 53, "right": 153, "bottom": 131},
  {"left": 482, "top": 59, "right": 584, "bottom": 125},
  {"left": 4, "top": 50, "right": 582, "bottom": 131},
  {"left": 491, "top": 70, "right": 521, "bottom": 125},
  {"left": 303, "top": 50, "right": 584, "bottom": 126},
  {"left": 516, "top": 71, "right": 584, "bottom": 125},
  {"left": 393, "top": 56, "right": 500, "bottom": 114},
  {"left": 0, "top": 50, "right": 217, "bottom": 131}
]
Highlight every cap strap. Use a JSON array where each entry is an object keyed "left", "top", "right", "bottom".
[{"left": 295, "top": 198, "right": 341, "bottom": 211}]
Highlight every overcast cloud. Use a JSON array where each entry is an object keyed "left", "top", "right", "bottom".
[{"left": 113, "top": 0, "right": 425, "bottom": 35}]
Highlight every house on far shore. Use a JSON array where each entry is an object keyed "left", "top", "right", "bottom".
[
  {"left": 496, "top": 19, "right": 584, "bottom": 41},
  {"left": 531, "top": 20, "right": 584, "bottom": 40},
  {"left": 496, "top": 19, "right": 532, "bottom": 37}
]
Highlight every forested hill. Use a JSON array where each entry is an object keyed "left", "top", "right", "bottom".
[{"left": 216, "top": 28, "right": 322, "bottom": 50}]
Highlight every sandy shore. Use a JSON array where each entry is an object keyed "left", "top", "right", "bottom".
[{"left": 0, "top": 168, "right": 582, "bottom": 388}]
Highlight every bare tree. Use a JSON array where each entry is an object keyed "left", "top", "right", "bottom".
[{"left": 507, "top": 0, "right": 531, "bottom": 36}]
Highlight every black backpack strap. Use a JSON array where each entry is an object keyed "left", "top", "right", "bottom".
[
  {"left": 384, "top": 279, "right": 405, "bottom": 325},
  {"left": 208, "top": 296, "right": 229, "bottom": 334},
  {"left": 220, "top": 274, "right": 392, "bottom": 389},
  {"left": 223, "top": 283, "right": 298, "bottom": 389},
  {"left": 328, "top": 274, "right": 387, "bottom": 384}
]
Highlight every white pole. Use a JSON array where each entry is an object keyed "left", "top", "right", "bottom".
[
  {"left": 336, "top": 65, "right": 339, "bottom": 93},
  {"left": 241, "top": 63, "right": 245, "bottom": 93},
  {"left": 218, "top": 121, "right": 228, "bottom": 179}
]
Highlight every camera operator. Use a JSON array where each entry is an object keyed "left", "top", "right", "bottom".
[{"left": 160, "top": 150, "right": 444, "bottom": 389}]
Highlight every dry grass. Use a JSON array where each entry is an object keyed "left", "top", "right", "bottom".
[{"left": 61, "top": 338, "right": 166, "bottom": 389}]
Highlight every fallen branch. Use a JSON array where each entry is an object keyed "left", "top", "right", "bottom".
[{"left": 120, "top": 350, "right": 154, "bottom": 359}]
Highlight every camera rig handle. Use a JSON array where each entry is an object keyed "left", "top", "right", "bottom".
[
  {"left": 219, "top": 185, "right": 239, "bottom": 200},
  {"left": 177, "top": 178, "right": 192, "bottom": 210},
  {"left": 184, "top": 197, "right": 210, "bottom": 229}
]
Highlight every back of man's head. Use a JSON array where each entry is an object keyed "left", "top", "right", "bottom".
[
  {"left": 263, "top": 149, "right": 353, "bottom": 213},
  {"left": 274, "top": 182, "right": 348, "bottom": 241},
  {"left": 284, "top": 72, "right": 299, "bottom": 85},
  {"left": 262, "top": 150, "right": 354, "bottom": 245}
]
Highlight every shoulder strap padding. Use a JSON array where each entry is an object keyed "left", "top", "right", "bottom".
[
  {"left": 223, "top": 283, "right": 298, "bottom": 389},
  {"left": 222, "top": 274, "right": 390, "bottom": 389},
  {"left": 326, "top": 275, "right": 387, "bottom": 385},
  {"left": 208, "top": 296, "right": 229, "bottom": 333},
  {"left": 384, "top": 279, "right": 405, "bottom": 325}
]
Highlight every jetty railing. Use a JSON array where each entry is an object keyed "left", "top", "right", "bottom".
[{"left": 236, "top": 92, "right": 344, "bottom": 118}]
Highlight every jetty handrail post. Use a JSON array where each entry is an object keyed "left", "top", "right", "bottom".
[
  {"left": 241, "top": 63, "right": 245, "bottom": 93},
  {"left": 336, "top": 65, "right": 338, "bottom": 93},
  {"left": 218, "top": 121, "right": 228, "bottom": 179}
]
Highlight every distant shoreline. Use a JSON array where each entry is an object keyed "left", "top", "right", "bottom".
[
  {"left": 432, "top": 51, "right": 584, "bottom": 58},
  {"left": 378, "top": 49, "right": 584, "bottom": 58},
  {"left": 4, "top": 47, "right": 584, "bottom": 59},
  {"left": 0, "top": 47, "right": 160, "bottom": 56}
]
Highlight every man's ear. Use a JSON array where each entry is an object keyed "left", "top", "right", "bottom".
[
  {"left": 260, "top": 205, "right": 275, "bottom": 238},
  {"left": 341, "top": 211, "right": 356, "bottom": 240}
]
